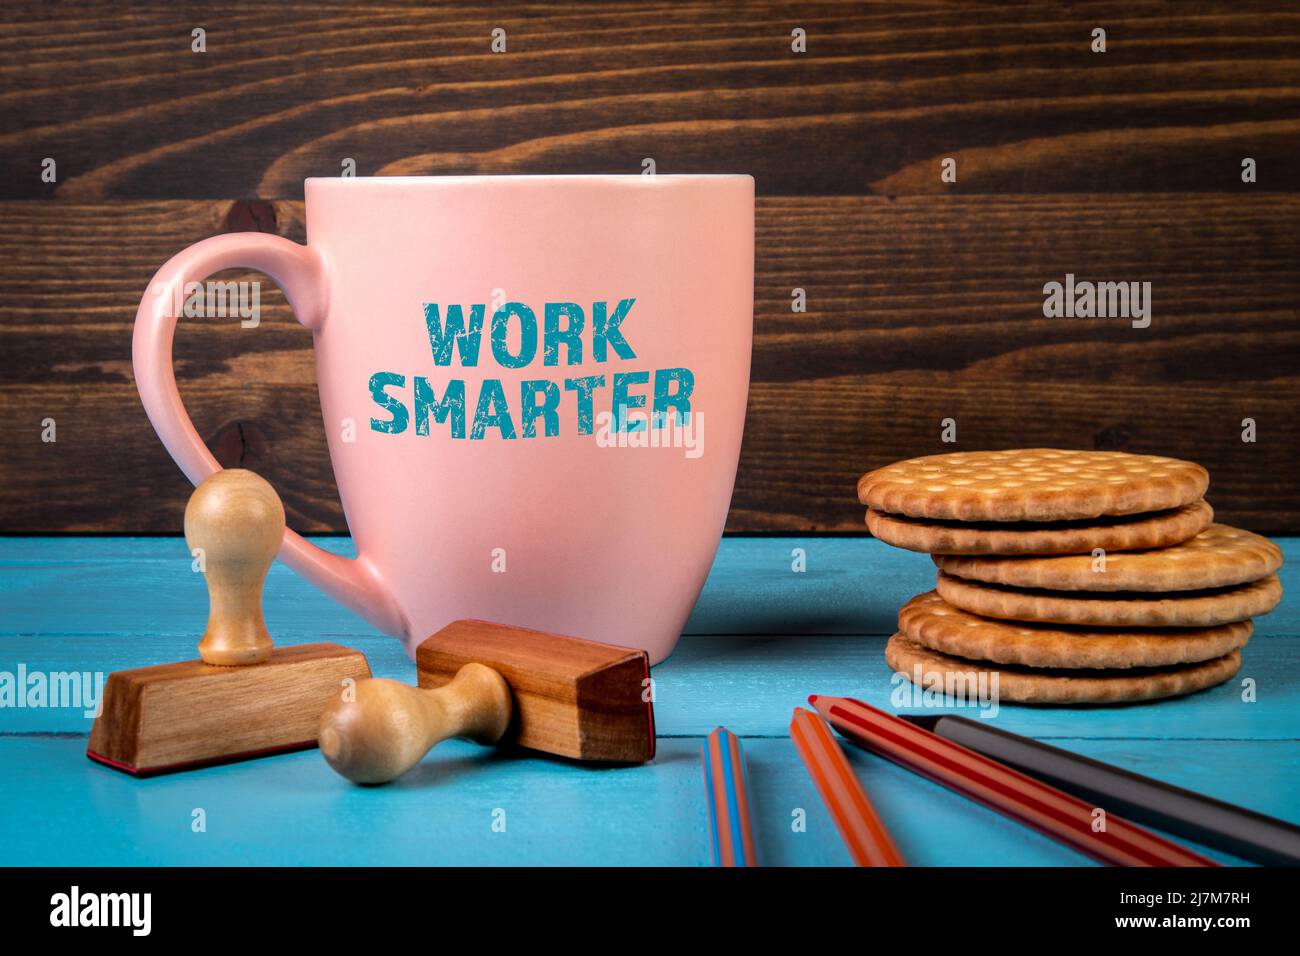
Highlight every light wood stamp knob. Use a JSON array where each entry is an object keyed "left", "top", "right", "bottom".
[
  {"left": 184, "top": 468, "right": 285, "bottom": 667},
  {"left": 318, "top": 664, "right": 512, "bottom": 784}
]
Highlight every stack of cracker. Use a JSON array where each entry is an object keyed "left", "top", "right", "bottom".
[{"left": 858, "top": 449, "right": 1284, "bottom": 704}]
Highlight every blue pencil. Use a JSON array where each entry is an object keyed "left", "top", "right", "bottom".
[{"left": 702, "top": 726, "right": 758, "bottom": 866}]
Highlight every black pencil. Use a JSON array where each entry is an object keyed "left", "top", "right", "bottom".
[{"left": 901, "top": 714, "right": 1300, "bottom": 867}]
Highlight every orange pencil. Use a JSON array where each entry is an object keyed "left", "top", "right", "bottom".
[{"left": 790, "top": 707, "right": 905, "bottom": 866}]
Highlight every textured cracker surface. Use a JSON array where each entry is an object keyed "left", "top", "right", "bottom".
[
  {"left": 867, "top": 500, "right": 1211, "bottom": 555},
  {"left": 857, "top": 449, "right": 1208, "bottom": 522},
  {"left": 934, "top": 522, "right": 1283, "bottom": 590},
  {"left": 897, "top": 590, "right": 1252, "bottom": 669},
  {"left": 936, "top": 570, "right": 1283, "bottom": 628},
  {"left": 885, "top": 633, "right": 1242, "bottom": 704}
]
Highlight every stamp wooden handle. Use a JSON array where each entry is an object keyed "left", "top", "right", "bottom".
[
  {"left": 184, "top": 468, "right": 285, "bottom": 666},
  {"left": 318, "top": 664, "right": 512, "bottom": 784}
]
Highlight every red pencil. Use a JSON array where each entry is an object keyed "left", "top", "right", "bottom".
[
  {"left": 790, "top": 707, "right": 906, "bottom": 866},
  {"left": 809, "top": 695, "right": 1216, "bottom": 867}
]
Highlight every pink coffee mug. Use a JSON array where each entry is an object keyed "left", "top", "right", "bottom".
[{"left": 133, "top": 175, "right": 753, "bottom": 663}]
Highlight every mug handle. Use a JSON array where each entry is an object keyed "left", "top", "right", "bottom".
[{"left": 132, "top": 232, "right": 409, "bottom": 640}]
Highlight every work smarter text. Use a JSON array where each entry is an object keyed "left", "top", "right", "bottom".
[{"left": 368, "top": 297, "right": 696, "bottom": 440}]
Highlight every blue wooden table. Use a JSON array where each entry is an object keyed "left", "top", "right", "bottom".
[{"left": 1, "top": 536, "right": 1295, "bottom": 866}]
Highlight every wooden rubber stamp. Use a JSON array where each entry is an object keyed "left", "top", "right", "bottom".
[
  {"left": 87, "top": 469, "right": 371, "bottom": 775},
  {"left": 318, "top": 620, "right": 655, "bottom": 784}
]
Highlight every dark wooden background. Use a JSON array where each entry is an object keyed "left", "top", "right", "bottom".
[{"left": 2, "top": 1, "right": 1298, "bottom": 534}]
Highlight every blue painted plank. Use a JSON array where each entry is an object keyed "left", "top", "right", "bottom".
[
  {"left": 0, "top": 537, "right": 377, "bottom": 643},
  {"left": 1, "top": 536, "right": 1294, "bottom": 639},
  {"left": 652, "top": 632, "right": 1300, "bottom": 742},
  {"left": 3, "top": 629, "right": 1297, "bottom": 740},
  {"left": 0, "top": 736, "right": 1289, "bottom": 867},
  {"left": 1, "top": 538, "right": 1296, "bottom": 740}
]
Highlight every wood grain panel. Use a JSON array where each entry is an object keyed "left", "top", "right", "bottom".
[
  {"left": 1, "top": 195, "right": 1295, "bottom": 532},
  {"left": 1, "top": 2, "right": 1297, "bottom": 198}
]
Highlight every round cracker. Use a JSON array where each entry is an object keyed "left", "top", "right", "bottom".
[
  {"left": 936, "top": 570, "right": 1282, "bottom": 628},
  {"left": 857, "top": 449, "right": 1208, "bottom": 522},
  {"left": 867, "top": 500, "right": 1212, "bottom": 555},
  {"left": 933, "top": 522, "right": 1282, "bottom": 589},
  {"left": 885, "top": 633, "right": 1241, "bottom": 705},
  {"left": 898, "top": 590, "right": 1252, "bottom": 669}
]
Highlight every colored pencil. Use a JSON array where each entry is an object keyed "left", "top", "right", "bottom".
[
  {"left": 789, "top": 707, "right": 906, "bottom": 866},
  {"left": 702, "top": 727, "right": 758, "bottom": 866},
  {"left": 810, "top": 695, "right": 1217, "bottom": 867},
  {"left": 903, "top": 713, "right": 1300, "bottom": 867}
]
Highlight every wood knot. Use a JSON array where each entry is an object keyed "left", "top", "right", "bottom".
[
  {"left": 1093, "top": 426, "right": 1133, "bottom": 451},
  {"left": 224, "top": 199, "right": 278, "bottom": 234},
  {"left": 208, "top": 420, "right": 270, "bottom": 469}
]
